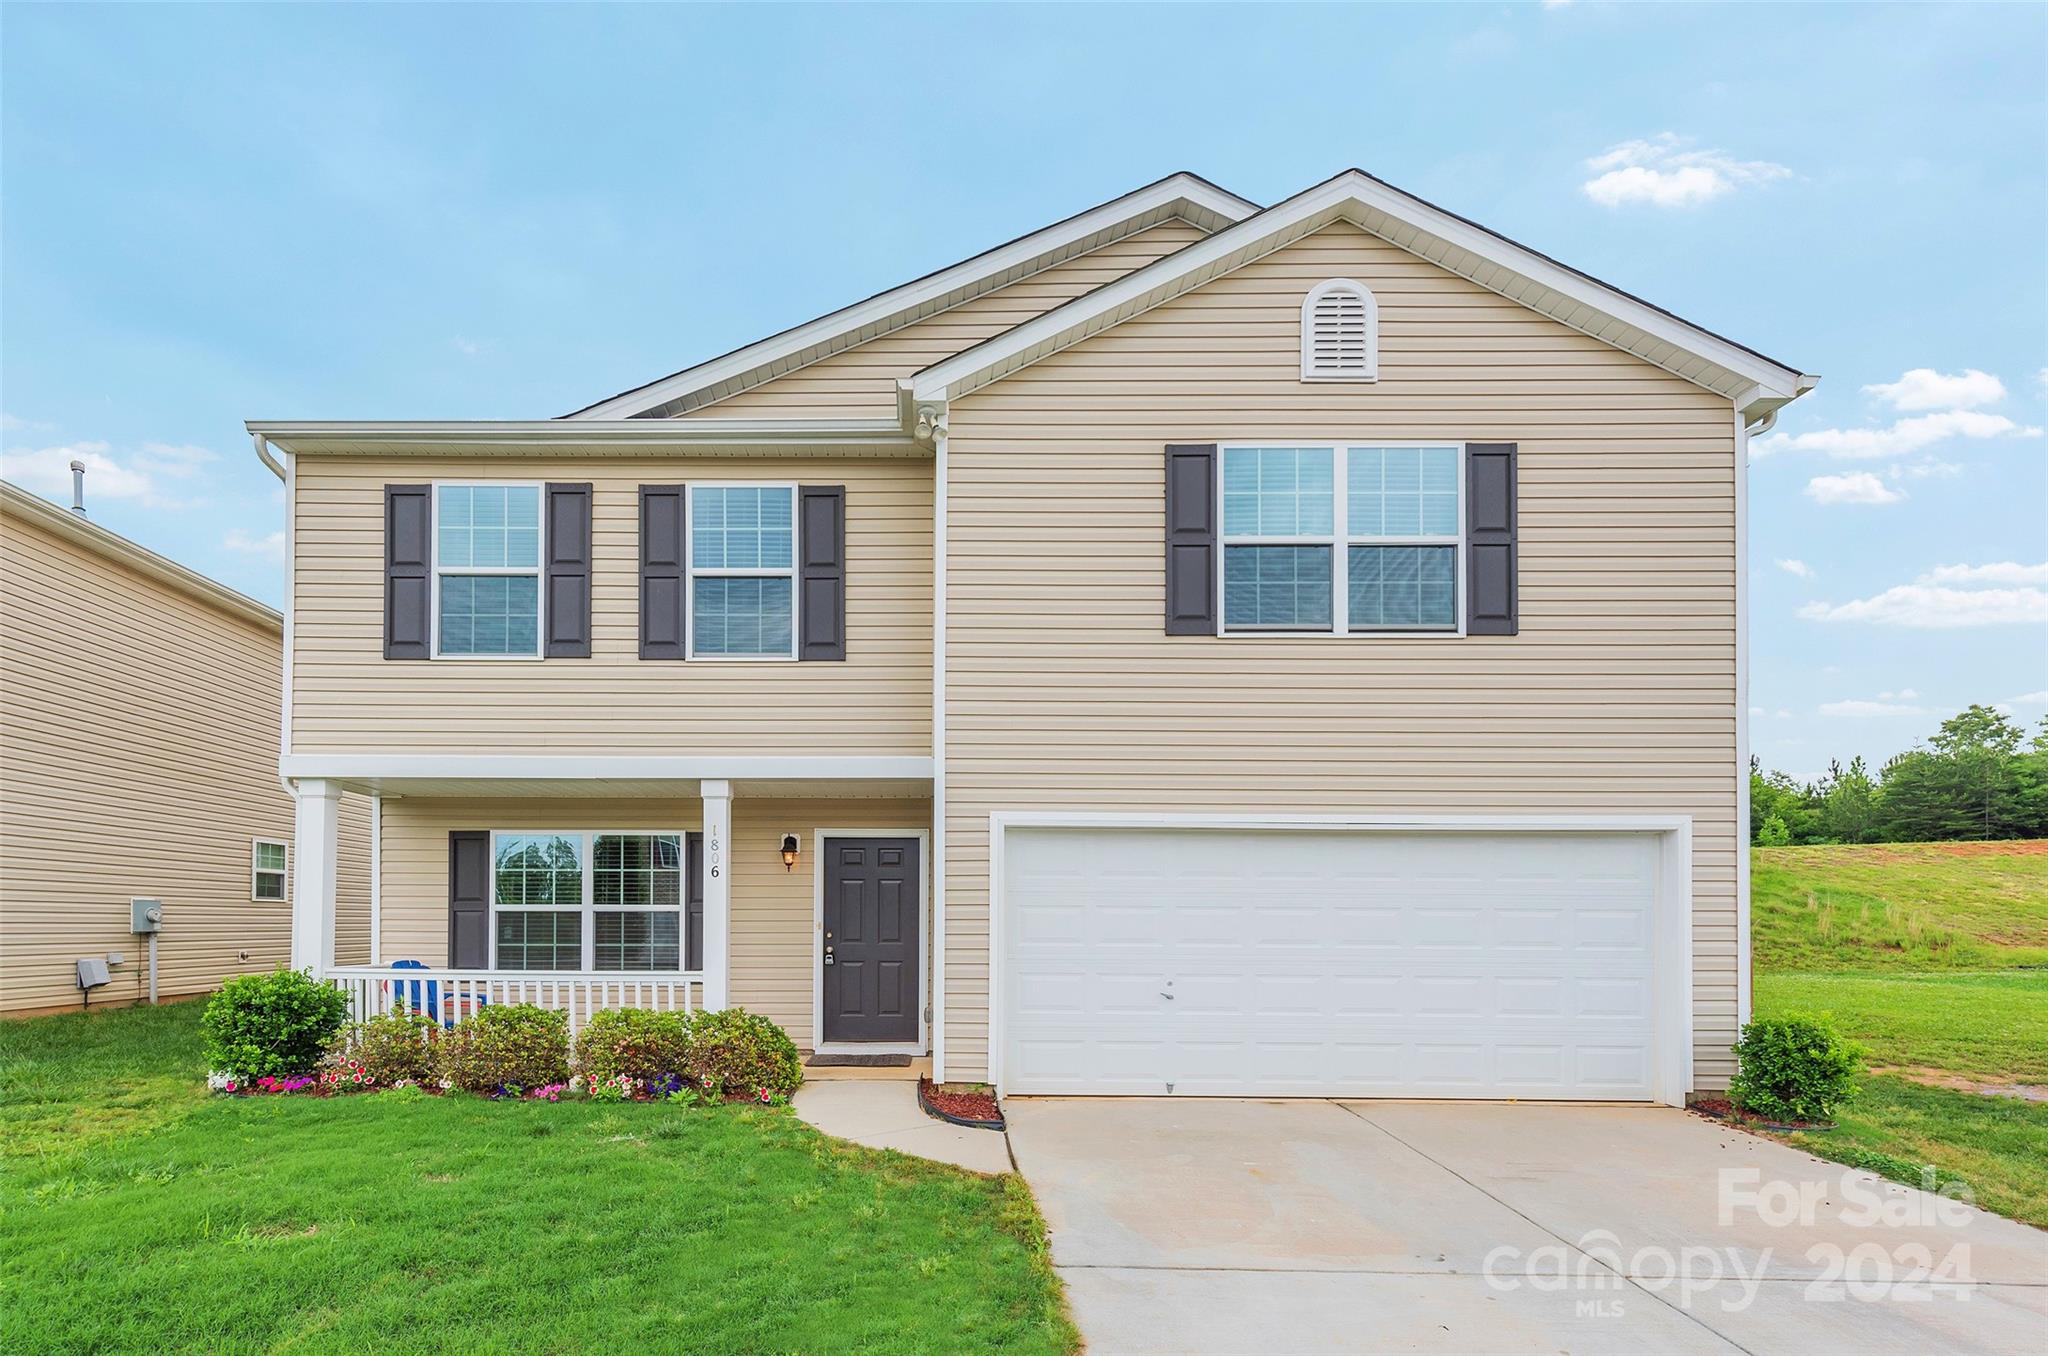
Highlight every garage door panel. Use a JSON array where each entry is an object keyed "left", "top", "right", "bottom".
[{"left": 1002, "top": 827, "right": 1668, "bottom": 1101}]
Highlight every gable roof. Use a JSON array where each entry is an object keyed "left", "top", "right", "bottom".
[
  {"left": 564, "top": 172, "right": 1258, "bottom": 420},
  {"left": 0, "top": 480, "right": 280, "bottom": 631},
  {"left": 908, "top": 169, "right": 1816, "bottom": 424}
]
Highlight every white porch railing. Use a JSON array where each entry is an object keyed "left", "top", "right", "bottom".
[{"left": 325, "top": 966, "right": 705, "bottom": 1036}]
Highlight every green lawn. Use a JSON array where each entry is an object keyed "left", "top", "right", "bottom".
[
  {"left": 0, "top": 1003, "right": 1076, "bottom": 1355},
  {"left": 1751, "top": 840, "right": 2048, "bottom": 1228}
]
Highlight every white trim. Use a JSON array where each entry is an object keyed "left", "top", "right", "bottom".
[
  {"left": 290, "top": 780, "right": 342, "bottom": 976},
  {"left": 279, "top": 448, "right": 295, "bottom": 759},
  {"left": 1300, "top": 278, "right": 1379, "bottom": 382},
  {"left": 429, "top": 480, "right": 547, "bottom": 661},
  {"left": 251, "top": 838, "right": 289, "bottom": 903},
  {"left": 911, "top": 170, "right": 1813, "bottom": 413},
  {"left": 246, "top": 418, "right": 919, "bottom": 457},
  {"left": 930, "top": 424, "right": 949, "bottom": 1081},
  {"left": 809, "top": 828, "right": 932, "bottom": 1056},
  {"left": 369, "top": 795, "right": 382, "bottom": 966},
  {"left": 684, "top": 482, "right": 800, "bottom": 662},
  {"left": 700, "top": 781, "right": 730, "bottom": 1010},
  {"left": 278, "top": 754, "right": 934, "bottom": 783},
  {"left": 1215, "top": 443, "right": 1465, "bottom": 637},
  {"left": 1734, "top": 402, "right": 1753, "bottom": 1028},
  {"left": 985, "top": 811, "right": 1695, "bottom": 1107},
  {"left": 564, "top": 175, "right": 1258, "bottom": 420},
  {"left": 484, "top": 828, "right": 691, "bottom": 974}
]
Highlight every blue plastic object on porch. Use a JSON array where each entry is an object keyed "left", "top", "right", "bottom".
[{"left": 386, "top": 960, "right": 487, "bottom": 1029}]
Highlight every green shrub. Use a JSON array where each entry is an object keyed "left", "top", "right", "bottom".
[
  {"left": 1729, "top": 1012, "right": 1864, "bottom": 1123},
  {"left": 575, "top": 1008, "right": 692, "bottom": 1084},
  {"left": 439, "top": 1004, "right": 571, "bottom": 1095},
  {"left": 327, "top": 1009, "right": 441, "bottom": 1087},
  {"left": 685, "top": 1008, "right": 802, "bottom": 1100},
  {"left": 201, "top": 968, "right": 351, "bottom": 1080}
]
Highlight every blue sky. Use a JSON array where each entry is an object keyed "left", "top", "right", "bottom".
[{"left": 4, "top": 3, "right": 2043, "bottom": 778}]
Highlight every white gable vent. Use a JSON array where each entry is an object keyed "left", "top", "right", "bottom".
[{"left": 1300, "top": 279, "right": 1378, "bottom": 382}]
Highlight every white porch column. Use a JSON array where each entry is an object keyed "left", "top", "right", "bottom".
[
  {"left": 290, "top": 779, "right": 342, "bottom": 976},
  {"left": 700, "top": 779, "right": 731, "bottom": 1010}
]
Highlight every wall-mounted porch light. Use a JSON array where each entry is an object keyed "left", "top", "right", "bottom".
[{"left": 780, "top": 834, "right": 801, "bottom": 872}]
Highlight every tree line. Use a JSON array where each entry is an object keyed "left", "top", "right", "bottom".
[{"left": 1751, "top": 704, "right": 2048, "bottom": 845}]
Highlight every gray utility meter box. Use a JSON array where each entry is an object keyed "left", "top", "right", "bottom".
[{"left": 131, "top": 898, "right": 163, "bottom": 934}]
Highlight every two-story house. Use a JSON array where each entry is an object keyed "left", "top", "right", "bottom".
[{"left": 255, "top": 170, "right": 1813, "bottom": 1104}]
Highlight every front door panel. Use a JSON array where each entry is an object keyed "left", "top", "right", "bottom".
[{"left": 823, "top": 838, "right": 920, "bottom": 1044}]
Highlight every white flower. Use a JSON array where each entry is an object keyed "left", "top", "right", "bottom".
[
  {"left": 438, "top": 1077, "right": 454, "bottom": 1090},
  {"left": 206, "top": 1071, "right": 233, "bottom": 1092}
]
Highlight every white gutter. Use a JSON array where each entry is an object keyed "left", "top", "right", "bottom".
[
  {"left": 246, "top": 418, "right": 916, "bottom": 454},
  {"left": 252, "top": 432, "right": 286, "bottom": 480}
]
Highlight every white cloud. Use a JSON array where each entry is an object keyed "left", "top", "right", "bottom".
[
  {"left": 452, "top": 337, "right": 483, "bottom": 357},
  {"left": 1581, "top": 134, "right": 1792, "bottom": 209},
  {"left": 1862, "top": 368, "right": 2006, "bottom": 412},
  {"left": 0, "top": 412, "right": 52, "bottom": 434},
  {"left": 1876, "top": 688, "right": 1919, "bottom": 701},
  {"left": 1918, "top": 561, "right": 2048, "bottom": 586},
  {"left": 1888, "top": 457, "right": 1962, "bottom": 481},
  {"left": 1757, "top": 409, "right": 2041, "bottom": 460},
  {"left": 1820, "top": 699, "right": 1932, "bottom": 718},
  {"left": 1805, "top": 472, "right": 1903, "bottom": 505},
  {"left": 223, "top": 529, "right": 287, "bottom": 564},
  {"left": 2010, "top": 691, "right": 2048, "bottom": 705},
  {"left": 0, "top": 439, "right": 214, "bottom": 509},
  {"left": 1799, "top": 585, "right": 2048, "bottom": 628},
  {"left": 1775, "top": 558, "right": 1814, "bottom": 579}
]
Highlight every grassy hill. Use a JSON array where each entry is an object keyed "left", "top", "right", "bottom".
[{"left": 1750, "top": 840, "right": 2048, "bottom": 1226}]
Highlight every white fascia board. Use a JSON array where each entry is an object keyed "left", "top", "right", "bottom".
[
  {"left": 912, "top": 170, "right": 1814, "bottom": 407},
  {"left": 279, "top": 754, "right": 935, "bottom": 782},
  {"left": 247, "top": 418, "right": 919, "bottom": 457},
  {"left": 564, "top": 174, "right": 1258, "bottom": 420}
]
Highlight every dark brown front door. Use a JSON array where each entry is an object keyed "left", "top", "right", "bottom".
[{"left": 822, "top": 838, "right": 920, "bottom": 1044}]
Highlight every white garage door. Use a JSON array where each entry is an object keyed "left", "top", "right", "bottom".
[{"left": 1000, "top": 827, "right": 1675, "bottom": 1101}]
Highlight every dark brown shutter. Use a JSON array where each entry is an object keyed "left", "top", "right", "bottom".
[
  {"left": 384, "top": 485, "right": 432, "bottom": 659},
  {"left": 639, "top": 485, "right": 687, "bottom": 659},
  {"left": 798, "top": 484, "right": 846, "bottom": 661},
  {"left": 544, "top": 483, "right": 593, "bottom": 658},
  {"left": 1466, "top": 443, "right": 1518, "bottom": 636},
  {"left": 685, "top": 831, "right": 704, "bottom": 972},
  {"left": 448, "top": 830, "right": 489, "bottom": 968},
  {"left": 1164, "top": 445, "right": 1217, "bottom": 634}
]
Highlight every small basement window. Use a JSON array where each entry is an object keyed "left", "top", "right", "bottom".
[
  {"left": 253, "top": 840, "right": 288, "bottom": 901},
  {"left": 1300, "top": 279, "right": 1378, "bottom": 382}
]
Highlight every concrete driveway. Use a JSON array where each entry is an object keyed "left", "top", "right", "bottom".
[{"left": 1005, "top": 1099, "right": 2048, "bottom": 1355}]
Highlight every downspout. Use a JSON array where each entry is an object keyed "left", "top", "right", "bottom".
[
  {"left": 253, "top": 432, "right": 286, "bottom": 481},
  {"left": 254, "top": 433, "right": 296, "bottom": 792}
]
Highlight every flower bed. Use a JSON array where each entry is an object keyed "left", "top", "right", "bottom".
[{"left": 201, "top": 999, "right": 804, "bottom": 1107}]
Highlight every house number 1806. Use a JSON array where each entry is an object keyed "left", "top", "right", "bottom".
[{"left": 707, "top": 827, "right": 722, "bottom": 879}]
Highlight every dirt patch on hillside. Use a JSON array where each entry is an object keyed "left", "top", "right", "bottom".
[
  {"left": 1870, "top": 1065, "right": 2048, "bottom": 1102},
  {"left": 1850, "top": 840, "right": 2048, "bottom": 862}
]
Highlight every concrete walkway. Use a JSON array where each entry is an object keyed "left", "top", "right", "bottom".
[
  {"left": 1006, "top": 1098, "right": 2048, "bottom": 1355},
  {"left": 792, "top": 1079, "right": 1012, "bottom": 1175}
]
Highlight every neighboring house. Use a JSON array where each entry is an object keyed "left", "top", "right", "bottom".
[
  {"left": 255, "top": 169, "right": 1815, "bottom": 1104},
  {"left": 0, "top": 479, "right": 371, "bottom": 1015}
]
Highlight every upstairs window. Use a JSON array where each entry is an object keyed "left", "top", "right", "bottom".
[
  {"left": 689, "top": 485, "right": 797, "bottom": 659},
  {"left": 434, "top": 484, "right": 543, "bottom": 657},
  {"left": 1221, "top": 444, "right": 1462, "bottom": 634},
  {"left": 1300, "top": 279, "right": 1378, "bottom": 382}
]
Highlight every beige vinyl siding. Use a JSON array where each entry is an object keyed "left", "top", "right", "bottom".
[
  {"left": 940, "top": 222, "right": 1744, "bottom": 1091},
  {"left": 1, "top": 501, "right": 369, "bottom": 1013},
  {"left": 289, "top": 457, "right": 931, "bottom": 755},
  {"left": 375, "top": 796, "right": 929, "bottom": 1046},
  {"left": 691, "top": 221, "right": 1208, "bottom": 419}
]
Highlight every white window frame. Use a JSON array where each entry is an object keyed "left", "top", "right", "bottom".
[
  {"left": 486, "top": 829, "right": 692, "bottom": 974},
  {"left": 1300, "top": 279, "right": 1380, "bottom": 383},
  {"left": 1217, "top": 442, "right": 1466, "bottom": 638},
  {"left": 429, "top": 480, "right": 547, "bottom": 661},
  {"left": 252, "top": 838, "right": 289, "bottom": 903},
  {"left": 685, "top": 481, "right": 800, "bottom": 662}
]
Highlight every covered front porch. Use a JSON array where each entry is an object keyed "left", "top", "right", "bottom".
[{"left": 285, "top": 756, "right": 932, "bottom": 1052}]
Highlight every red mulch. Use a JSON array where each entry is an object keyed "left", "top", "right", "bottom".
[
  {"left": 1688, "top": 1097, "right": 1832, "bottom": 1131},
  {"left": 919, "top": 1076, "right": 1002, "bottom": 1126}
]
